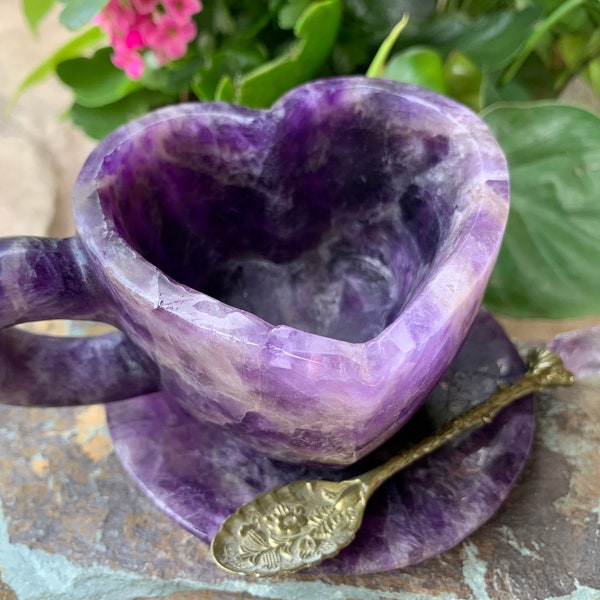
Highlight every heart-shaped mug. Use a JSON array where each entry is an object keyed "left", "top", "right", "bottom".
[{"left": 0, "top": 77, "right": 509, "bottom": 466}]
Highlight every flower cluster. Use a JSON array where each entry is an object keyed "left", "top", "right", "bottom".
[{"left": 94, "top": 0, "right": 203, "bottom": 79}]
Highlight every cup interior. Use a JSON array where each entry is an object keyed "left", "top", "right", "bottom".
[{"left": 96, "top": 89, "right": 468, "bottom": 343}]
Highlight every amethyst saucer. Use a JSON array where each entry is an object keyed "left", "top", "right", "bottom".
[{"left": 106, "top": 311, "right": 535, "bottom": 575}]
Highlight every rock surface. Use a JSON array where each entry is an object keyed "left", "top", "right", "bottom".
[{"left": 0, "top": 327, "right": 599, "bottom": 599}]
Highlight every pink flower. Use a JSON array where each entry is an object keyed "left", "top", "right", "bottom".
[
  {"left": 162, "top": 0, "right": 202, "bottom": 24},
  {"left": 135, "top": 13, "right": 159, "bottom": 47},
  {"left": 94, "top": 0, "right": 203, "bottom": 77},
  {"left": 127, "top": 13, "right": 154, "bottom": 49},
  {"left": 111, "top": 48, "right": 145, "bottom": 79},
  {"left": 124, "top": 28, "right": 144, "bottom": 50},
  {"left": 146, "top": 14, "right": 197, "bottom": 62},
  {"left": 94, "top": 0, "right": 137, "bottom": 37},
  {"left": 131, "top": 0, "right": 159, "bottom": 15}
]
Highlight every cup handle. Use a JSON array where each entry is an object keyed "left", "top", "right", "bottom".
[{"left": 0, "top": 236, "right": 161, "bottom": 407}]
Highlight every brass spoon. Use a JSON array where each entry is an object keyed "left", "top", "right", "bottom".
[{"left": 211, "top": 348, "right": 574, "bottom": 577}]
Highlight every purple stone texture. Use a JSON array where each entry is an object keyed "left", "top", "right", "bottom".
[
  {"left": 107, "top": 311, "right": 535, "bottom": 575},
  {"left": 549, "top": 323, "right": 600, "bottom": 379},
  {"left": 0, "top": 236, "right": 160, "bottom": 406},
  {"left": 72, "top": 77, "right": 509, "bottom": 465}
]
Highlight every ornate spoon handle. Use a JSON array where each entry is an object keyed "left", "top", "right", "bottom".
[{"left": 358, "top": 347, "right": 575, "bottom": 493}]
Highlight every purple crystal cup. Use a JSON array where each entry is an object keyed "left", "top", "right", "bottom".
[{"left": 0, "top": 77, "right": 509, "bottom": 466}]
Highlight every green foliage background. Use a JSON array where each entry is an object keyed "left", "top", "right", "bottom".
[{"left": 18, "top": 0, "right": 600, "bottom": 320}]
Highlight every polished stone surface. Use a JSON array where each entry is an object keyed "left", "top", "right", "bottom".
[
  {"left": 106, "top": 311, "right": 535, "bottom": 575},
  {"left": 69, "top": 77, "right": 508, "bottom": 465},
  {"left": 0, "top": 237, "right": 160, "bottom": 407},
  {"left": 549, "top": 322, "right": 600, "bottom": 379}
]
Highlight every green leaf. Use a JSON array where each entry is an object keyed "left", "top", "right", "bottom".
[
  {"left": 141, "top": 57, "right": 204, "bottom": 96},
  {"left": 443, "top": 50, "right": 482, "bottom": 111},
  {"left": 10, "top": 26, "right": 105, "bottom": 106},
  {"left": 330, "top": 41, "right": 371, "bottom": 74},
  {"left": 345, "top": 0, "right": 435, "bottom": 43},
  {"left": 485, "top": 54, "right": 553, "bottom": 105},
  {"left": 192, "top": 43, "right": 266, "bottom": 101},
  {"left": 399, "top": 9, "right": 541, "bottom": 73},
  {"left": 483, "top": 102, "right": 600, "bottom": 318},
  {"left": 533, "top": 0, "right": 590, "bottom": 31},
  {"left": 442, "top": 7, "right": 542, "bottom": 72},
  {"left": 558, "top": 33, "right": 586, "bottom": 69},
  {"left": 483, "top": 76, "right": 531, "bottom": 105},
  {"left": 215, "top": 76, "right": 235, "bottom": 102},
  {"left": 383, "top": 47, "right": 446, "bottom": 94},
  {"left": 59, "top": 0, "right": 108, "bottom": 30},
  {"left": 502, "top": 0, "right": 586, "bottom": 84},
  {"left": 68, "top": 90, "right": 176, "bottom": 139},
  {"left": 22, "top": 0, "right": 56, "bottom": 34},
  {"left": 56, "top": 47, "right": 141, "bottom": 107},
  {"left": 588, "top": 57, "right": 600, "bottom": 97},
  {"left": 235, "top": 0, "right": 342, "bottom": 108},
  {"left": 211, "top": 0, "right": 236, "bottom": 35},
  {"left": 278, "top": 0, "right": 312, "bottom": 30}
]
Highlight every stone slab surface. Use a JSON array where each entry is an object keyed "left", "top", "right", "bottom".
[{"left": 0, "top": 367, "right": 598, "bottom": 599}]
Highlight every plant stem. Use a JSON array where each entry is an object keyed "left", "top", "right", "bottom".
[
  {"left": 502, "top": 0, "right": 587, "bottom": 85},
  {"left": 366, "top": 13, "right": 409, "bottom": 78}
]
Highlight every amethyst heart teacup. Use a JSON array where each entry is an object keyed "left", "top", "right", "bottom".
[{"left": 0, "top": 77, "right": 509, "bottom": 466}]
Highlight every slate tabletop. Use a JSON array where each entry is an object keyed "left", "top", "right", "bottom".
[{"left": 0, "top": 319, "right": 599, "bottom": 600}]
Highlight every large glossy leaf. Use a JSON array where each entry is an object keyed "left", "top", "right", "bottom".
[
  {"left": 405, "top": 8, "right": 541, "bottom": 72},
  {"left": 483, "top": 102, "right": 600, "bottom": 318},
  {"left": 59, "top": 0, "right": 108, "bottom": 30},
  {"left": 56, "top": 48, "right": 141, "bottom": 107},
  {"left": 235, "top": 0, "right": 341, "bottom": 108},
  {"left": 442, "top": 7, "right": 542, "bottom": 71},
  {"left": 22, "top": 0, "right": 56, "bottom": 34}
]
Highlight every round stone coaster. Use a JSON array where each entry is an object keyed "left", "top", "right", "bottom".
[{"left": 106, "top": 311, "right": 535, "bottom": 575}]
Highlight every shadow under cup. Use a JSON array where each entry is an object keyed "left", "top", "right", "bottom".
[{"left": 74, "top": 77, "right": 509, "bottom": 465}]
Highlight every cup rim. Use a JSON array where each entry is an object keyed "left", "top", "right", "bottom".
[{"left": 72, "top": 76, "right": 509, "bottom": 358}]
